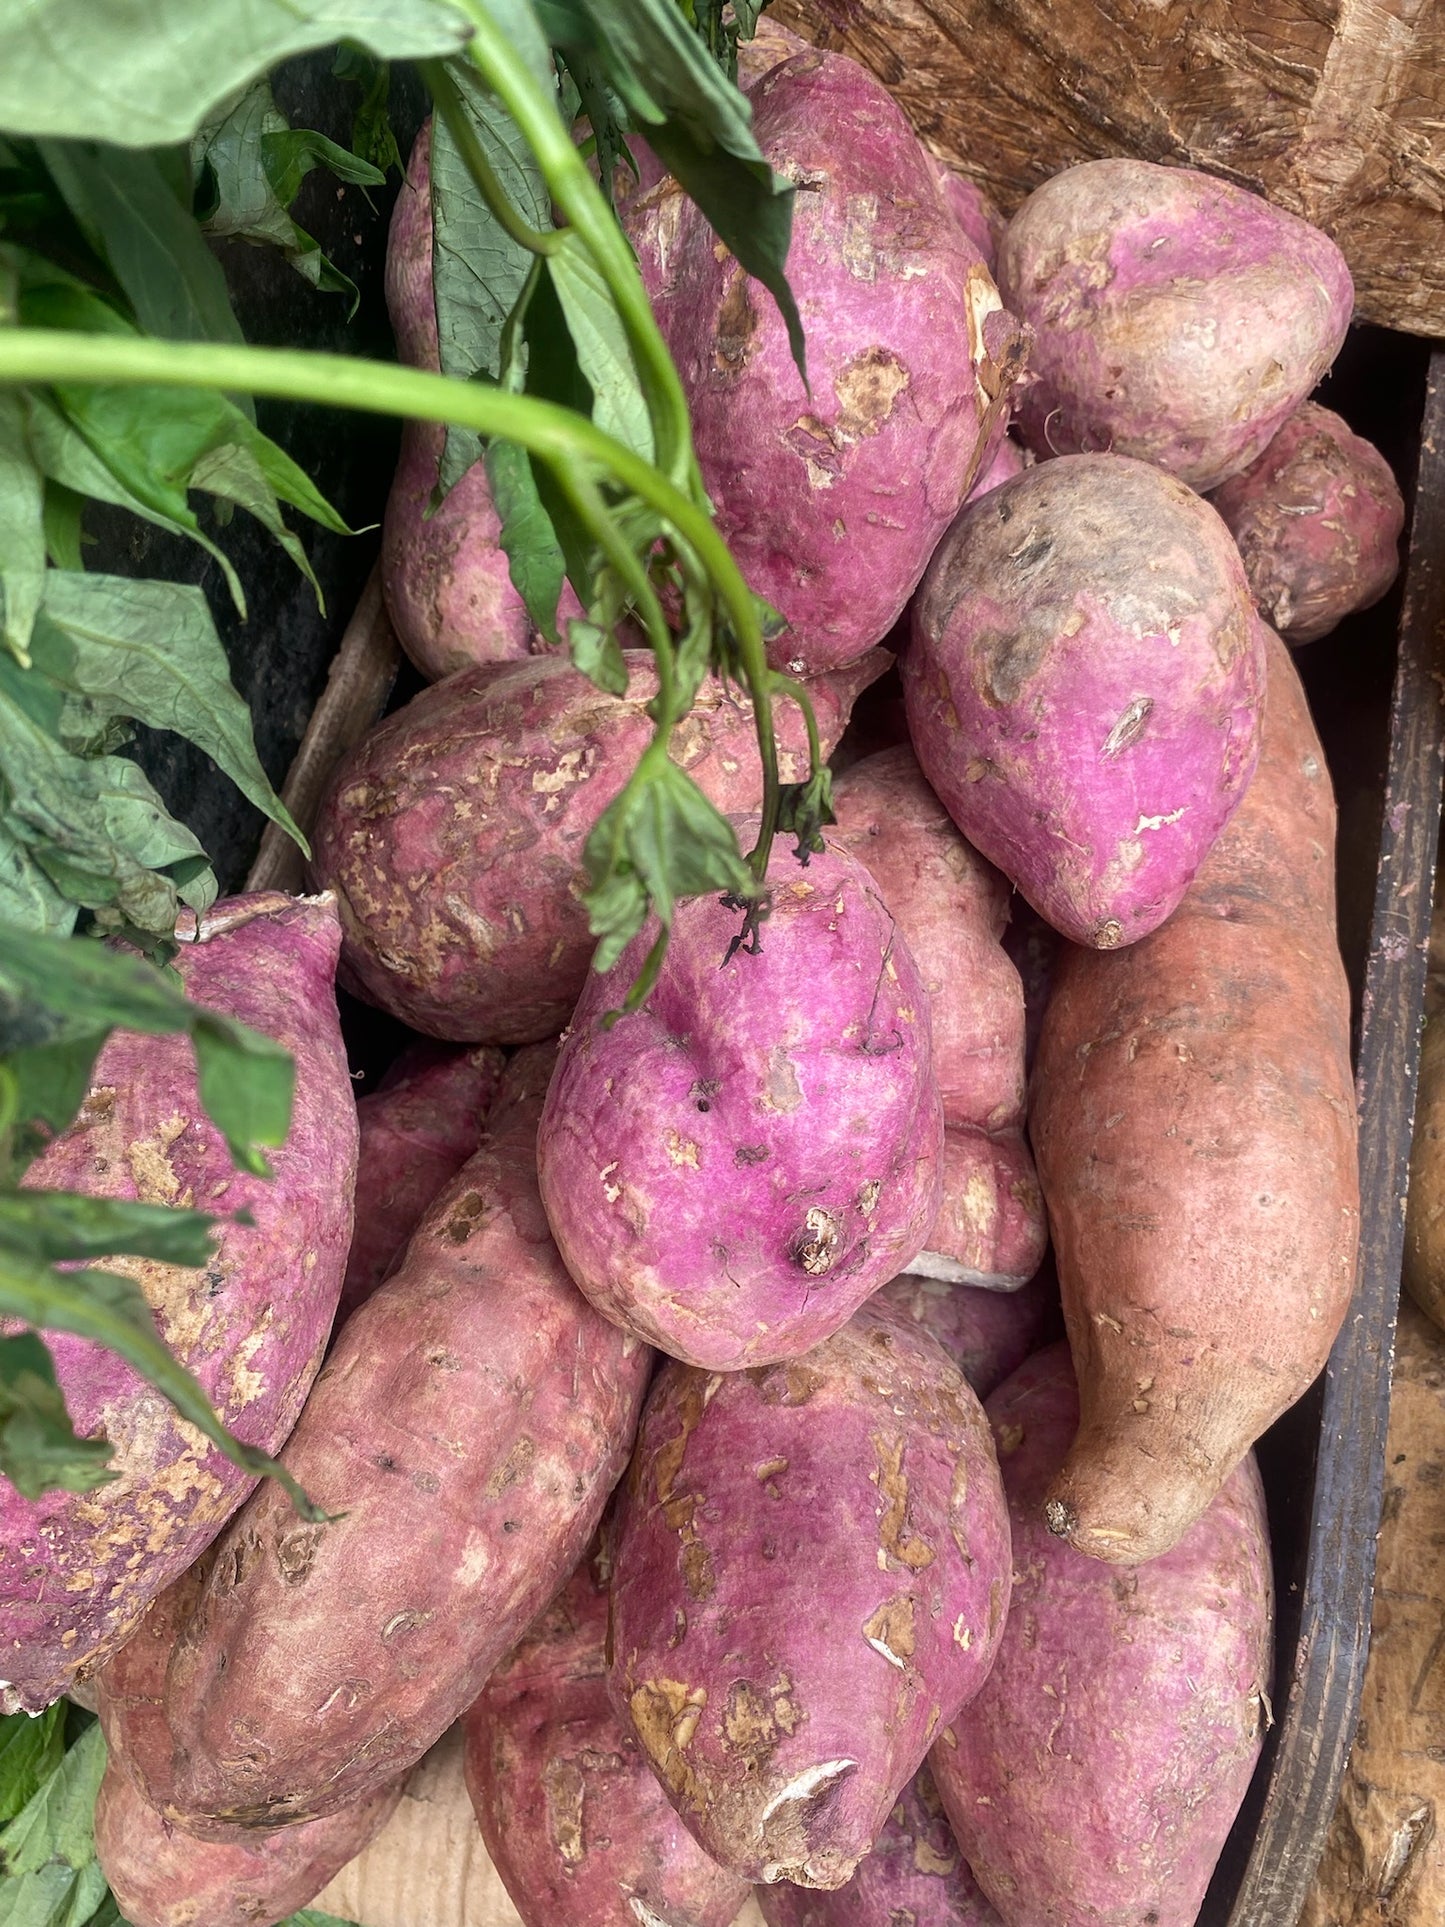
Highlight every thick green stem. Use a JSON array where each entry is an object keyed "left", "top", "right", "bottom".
[
  {"left": 771, "top": 672, "right": 827, "bottom": 780},
  {"left": 554, "top": 464, "right": 676, "bottom": 712},
  {"left": 421, "top": 59, "right": 559, "bottom": 257}
]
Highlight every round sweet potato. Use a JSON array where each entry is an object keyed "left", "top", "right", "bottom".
[
  {"left": 998, "top": 158, "right": 1354, "bottom": 491},
  {"left": 1208, "top": 401, "right": 1405, "bottom": 646},
  {"left": 903, "top": 454, "right": 1264, "bottom": 949},
  {"left": 464, "top": 1544, "right": 750, "bottom": 1927},
  {"left": 311, "top": 649, "right": 880, "bottom": 1044},
  {"left": 0, "top": 894, "right": 356, "bottom": 1715},
  {"left": 609, "top": 1298, "right": 1012, "bottom": 1888},
  {"left": 931, "top": 1344, "right": 1272, "bottom": 1927},
  {"left": 537, "top": 828, "right": 943, "bottom": 1369}
]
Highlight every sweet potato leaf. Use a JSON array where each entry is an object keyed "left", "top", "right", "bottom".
[
  {"left": 0, "top": 392, "right": 45, "bottom": 667},
  {"left": 333, "top": 45, "right": 403, "bottom": 175},
  {"left": 485, "top": 258, "right": 565, "bottom": 638},
  {"left": 0, "top": 1718, "right": 107, "bottom": 1893},
  {"left": 0, "top": 1193, "right": 219, "bottom": 1268},
  {"left": 0, "top": 1333, "right": 117, "bottom": 1500},
  {"left": 547, "top": 231, "right": 652, "bottom": 461},
  {"left": 0, "top": 1707, "right": 65, "bottom": 1829},
  {"left": 0, "top": 826, "right": 76, "bottom": 940}
]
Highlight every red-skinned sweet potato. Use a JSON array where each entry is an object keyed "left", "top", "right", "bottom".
[
  {"left": 311, "top": 649, "right": 882, "bottom": 1044},
  {"left": 537, "top": 827, "right": 943, "bottom": 1369},
  {"left": 903, "top": 454, "right": 1264, "bottom": 950},
  {"left": 875, "top": 1266, "right": 1059, "bottom": 1401},
  {"left": 156, "top": 1046, "right": 652, "bottom": 1831},
  {"left": 0, "top": 894, "right": 356, "bottom": 1715},
  {"left": 463, "top": 1540, "right": 749, "bottom": 1927},
  {"left": 609, "top": 1298, "right": 1011, "bottom": 1889},
  {"left": 931, "top": 1345, "right": 1272, "bottom": 1927},
  {"left": 341, "top": 1039, "right": 505, "bottom": 1319},
  {"left": 1029, "top": 624, "right": 1358, "bottom": 1563}
]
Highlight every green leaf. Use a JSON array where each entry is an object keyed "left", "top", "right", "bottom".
[
  {"left": 27, "top": 572, "right": 306, "bottom": 852},
  {"left": 0, "top": 392, "right": 45, "bottom": 667},
  {"left": 777, "top": 764, "right": 835, "bottom": 859},
  {"left": 3, "top": 1032, "right": 106, "bottom": 1164},
  {"left": 36, "top": 142, "right": 243, "bottom": 346},
  {"left": 0, "top": 3, "right": 474, "bottom": 148},
  {"left": 567, "top": 619, "right": 628, "bottom": 696},
  {"left": 547, "top": 231, "right": 652, "bottom": 461},
  {"left": 484, "top": 255, "right": 564, "bottom": 638},
  {"left": 192, "top": 1018, "right": 295, "bottom": 1178},
  {"left": 279, "top": 1915, "right": 366, "bottom": 1927},
  {"left": 0, "top": 1708, "right": 64, "bottom": 1829},
  {"left": 0, "top": 1718, "right": 106, "bottom": 1879},
  {"left": 521, "top": 260, "right": 597, "bottom": 604},
  {"left": 40, "top": 485, "right": 85, "bottom": 574},
  {"left": 556, "top": 50, "right": 631, "bottom": 209},
  {"left": 333, "top": 45, "right": 403, "bottom": 175},
  {"left": 0, "top": 827, "right": 76, "bottom": 940},
  {"left": 0, "top": 1194, "right": 218, "bottom": 1267},
  {"left": 0, "top": 1333, "right": 117, "bottom": 1500}
]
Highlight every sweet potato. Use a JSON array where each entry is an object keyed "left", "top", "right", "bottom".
[
  {"left": 311, "top": 649, "right": 880, "bottom": 1044},
  {"left": 609, "top": 1298, "right": 1012, "bottom": 1887},
  {"left": 341, "top": 1039, "right": 505, "bottom": 1319},
  {"left": 537, "top": 828, "right": 943, "bottom": 1369},
  {"left": 998, "top": 158, "right": 1354, "bottom": 491},
  {"left": 157, "top": 1046, "right": 652, "bottom": 1830},
  {"left": 935, "top": 168, "right": 1005, "bottom": 273},
  {"left": 903, "top": 453, "right": 1264, "bottom": 950},
  {"left": 464, "top": 1541, "right": 750, "bottom": 1927},
  {"left": 632, "top": 48, "right": 1021, "bottom": 675},
  {"left": 875, "top": 1266, "right": 1058, "bottom": 1400},
  {"left": 0, "top": 893, "right": 356, "bottom": 1714},
  {"left": 965, "top": 434, "right": 1025, "bottom": 504},
  {"left": 930, "top": 1344, "right": 1272, "bottom": 1927},
  {"left": 829, "top": 747, "right": 1044, "bottom": 1288},
  {"left": 1029, "top": 624, "right": 1359, "bottom": 1563},
  {"left": 755, "top": 1764, "right": 1002, "bottom": 1927},
  {"left": 1208, "top": 402, "right": 1405, "bottom": 646}
]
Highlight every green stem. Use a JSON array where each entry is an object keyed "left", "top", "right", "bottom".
[
  {"left": 771, "top": 672, "right": 826, "bottom": 780},
  {"left": 421, "top": 59, "right": 560, "bottom": 258},
  {"left": 555, "top": 467, "right": 677, "bottom": 713}
]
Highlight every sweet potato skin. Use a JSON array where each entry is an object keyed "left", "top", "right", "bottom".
[
  {"left": 875, "top": 1267, "right": 1058, "bottom": 1400},
  {"left": 903, "top": 454, "right": 1264, "bottom": 950},
  {"left": 931, "top": 1344, "right": 1272, "bottom": 1927},
  {"left": 537, "top": 832, "right": 943, "bottom": 1370},
  {"left": 463, "top": 1546, "right": 749, "bottom": 1927},
  {"left": 1208, "top": 402, "right": 1405, "bottom": 646},
  {"left": 341, "top": 1040, "right": 505, "bottom": 1319},
  {"left": 998, "top": 158, "right": 1354, "bottom": 491},
  {"left": 1029, "top": 625, "right": 1359, "bottom": 1563},
  {"left": 0, "top": 894, "right": 356, "bottom": 1714},
  {"left": 609, "top": 1300, "right": 1012, "bottom": 1888},
  {"left": 158, "top": 1053, "right": 652, "bottom": 1830},
  {"left": 311, "top": 649, "right": 878, "bottom": 1044}
]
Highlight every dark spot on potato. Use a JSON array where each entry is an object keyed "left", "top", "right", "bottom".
[
  {"left": 748, "top": 1359, "right": 827, "bottom": 1406},
  {"left": 445, "top": 1191, "right": 488, "bottom": 1243},
  {"left": 735, "top": 1144, "right": 770, "bottom": 1167},
  {"left": 714, "top": 272, "right": 758, "bottom": 374},
  {"left": 373, "top": 1453, "right": 399, "bottom": 1473},
  {"left": 696, "top": 1100, "right": 710, "bottom": 1113},
  {"left": 275, "top": 1523, "right": 324, "bottom": 1587},
  {"left": 503, "top": 1519, "right": 520, "bottom": 1533}
]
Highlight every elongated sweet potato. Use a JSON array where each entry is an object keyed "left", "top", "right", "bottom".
[
  {"left": 829, "top": 747, "right": 1044, "bottom": 1288},
  {"left": 538, "top": 829, "right": 943, "bottom": 1369},
  {"left": 931, "top": 1344, "right": 1272, "bottom": 1927},
  {"left": 341, "top": 1039, "right": 505, "bottom": 1319},
  {"left": 0, "top": 894, "right": 356, "bottom": 1715},
  {"left": 1029, "top": 625, "right": 1359, "bottom": 1563},
  {"left": 311, "top": 649, "right": 881, "bottom": 1044},
  {"left": 158, "top": 1047, "right": 652, "bottom": 1830},
  {"left": 904, "top": 454, "right": 1264, "bottom": 950},
  {"left": 998, "top": 158, "right": 1354, "bottom": 490},
  {"left": 876, "top": 1267, "right": 1058, "bottom": 1401},
  {"left": 610, "top": 1300, "right": 1010, "bottom": 1888},
  {"left": 1208, "top": 402, "right": 1405, "bottom": 646},
  {"left": 464, "top": 1541, "right": 749, "bottom": 1927}
]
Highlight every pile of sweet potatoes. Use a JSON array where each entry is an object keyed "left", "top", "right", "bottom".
[{"left": 4, "top": 28, "right": 1403, "bottom": 1927}]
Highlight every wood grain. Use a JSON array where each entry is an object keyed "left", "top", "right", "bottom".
[{"left": 774, "top": 0, "right": 1445, "bottom": 338}]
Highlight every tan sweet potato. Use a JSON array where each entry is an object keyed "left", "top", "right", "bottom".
[
  {"left": 1029, "top": 623, "right": 1358, "bottom": 1563},
  {"left": 156, "top": 1048, "right": 652, "bottom": 1831}
]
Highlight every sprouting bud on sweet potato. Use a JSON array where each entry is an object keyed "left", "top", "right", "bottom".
[
  {"left": 0, "top": 894, "right": 357, "bottom": 1716},
  {"left": 631, "top": 48, "right": 1024, "bottom": 676},
  {"left": 609, "top": 1298, "right": 1012, "bottom": 1889},
  {"left": 463, "top": 1541, "right": 750, "bottom": 1927},
  {"left": 998, "top": 157, "right": 1354, "bottom": 491},
  {"left": 903, "top": 454, "right": 1265, "bottom": 950},
  {"left": 1207, "top": 402, "right": 1405, "bottom": 646},
  {"left": 538, "top": 827, "right": 943, "bottom": 1370},
  {"left": 931, "top": 1345, "right": 1273, "bottom": 1927},
  {"left": 875, "top": 1266, "right": 1059, "bottom": 1401},
  {"left": 341, "top": 1039, "right": 506, "bottom": 1320},
  {"left": 311, "top": 650, "right": 882, "bottom": 1045},
  {"left": 1029, "top": 624, "right": 1359, "bottom": 1563},
  {"left": 829, "top": 747, "right": 1044, "bottom": 1289},
  {"left": 157, "top": 1046, "right": 652, "bottom": 1831}
]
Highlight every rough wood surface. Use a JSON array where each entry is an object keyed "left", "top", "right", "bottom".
[
  {"left": 1300, "top": 1297, "right": 1445, "bottom": 1926},
  {"left": 774, "top": 0, "right": 1445, "bottom": 339}
]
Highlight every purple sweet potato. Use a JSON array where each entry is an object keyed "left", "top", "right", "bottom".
[
  {"left": 755, "top": 1764, "right": 1003, "bottom": 1927},
  {"left": 537, "top": 827, "right": 943, "bottom": 1369},
  {"left": 463, "top": 1541, "right": 749, "bottom": 1927},
  {"left": 341, "top": 1039, "right": 505, "bottom": 1319},
  {"left": 934, "top": 165, "right": 1005, "bottom": 273},
  {"left": 829, "top": 747, "right": 1044, "bottom": 1289},
  {"left": 1208, "top": 401, "right": 1405, "bottom": 645},
  {"left": 311, "top": 648, "right": 883, "bottom": 1044},
  {"left": 875, "top": 1266, "right": 1059, "bottom": 1401},
  {"left": 965, "top": 434, "right": 1026, "bottom": 504},
  {"left": 0, "top": 893, "right": 356, "bottom": 1715},
  {"left": 930, "top": 1344, "right": 1272, "bottom": 1927},
  {"left": 998, "top": 157, "right": 1354, "bottom": 491},
  {"left": 632, "top": 48, "right": 1022, "bottom": 675},
  {"left": 158, "top": 1046, "right": 652, "bottom": 1830},
  {"left": 903, "top": 454, "right": 1265, "bottom": 949},
  {"left": 609, "top": 1298, "right": 1012, "bottom": 1887}
]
